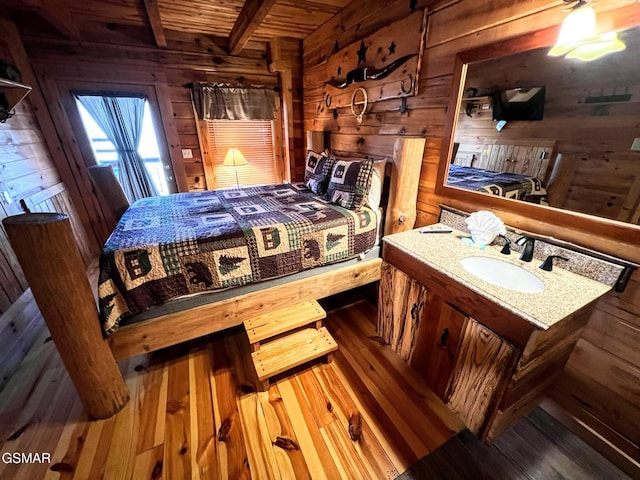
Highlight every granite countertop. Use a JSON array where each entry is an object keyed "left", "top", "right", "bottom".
[{"left": 383, "top": 226, "right": 612, "bottom": 330}]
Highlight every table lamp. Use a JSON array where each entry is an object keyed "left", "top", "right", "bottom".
[{"left": 223, "top": 148, "right": 248, "bottom": 187}]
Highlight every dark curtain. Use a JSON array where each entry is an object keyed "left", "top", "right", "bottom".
[
  {"left": 192, "top": 83, "right": 276, "bottom": 120},
  {"left": 76, "top": 94, "right": 159, "bottom": 201}
]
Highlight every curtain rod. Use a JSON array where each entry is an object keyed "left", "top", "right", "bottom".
[{"left": 183, "top": 82, "right": 280, "bottom": 92}]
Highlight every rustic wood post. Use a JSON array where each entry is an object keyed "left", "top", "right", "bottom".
[
  {"left": 384, "top": 137, "right": 426, "bottom": 235},
  {"left": 3, "top": 213, "right": 129, "bottom": 419}
]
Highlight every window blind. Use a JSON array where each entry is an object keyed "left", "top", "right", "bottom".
[{"left": 207, "top": 120, "right": 278, "bottom": 188}]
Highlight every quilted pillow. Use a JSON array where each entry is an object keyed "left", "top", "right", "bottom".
[
  {"left": 326, "top": 157, "right": 374, "bottom": 211},
  {"left": 303, "top": 150, "right": 335, "bottom": 194}
]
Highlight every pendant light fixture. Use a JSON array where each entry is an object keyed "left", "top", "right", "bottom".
[{"left": 549, "top": 0, "right": 626, "bottom": 61}]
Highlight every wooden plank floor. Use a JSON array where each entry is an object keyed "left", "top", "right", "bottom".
[
  {"left": 399, "top": 408, "right": 631, "bottom": 480},
  {"left": 2, "top": 294, "right": 629, "bottom": 479},
  {"left": 0, "top": 298, "right": 464, "bottom": 480}
]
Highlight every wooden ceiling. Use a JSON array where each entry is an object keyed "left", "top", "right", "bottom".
[{"left": 2, "top": 0, "right": 352, "bottom": 52}]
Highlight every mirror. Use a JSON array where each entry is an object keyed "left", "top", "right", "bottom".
[{"left": 438, "top": 24, "right": 640, "bottom": 227}]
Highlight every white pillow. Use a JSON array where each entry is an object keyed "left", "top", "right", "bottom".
[{"left": 365, "top": 159, "right": 387, "bottom": 210}]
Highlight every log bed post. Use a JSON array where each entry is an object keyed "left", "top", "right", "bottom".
[
  {"left": 307, "top": 130, "right": 426, "bottom": 235},
  {"left": 3, "top": 213, "right": 129, "bottom": 419},
  {"left": 385, "top": 137, "right": 426, "bottom": 235}
]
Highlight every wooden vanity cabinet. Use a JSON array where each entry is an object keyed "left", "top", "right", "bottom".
[
  {"left": 378, "top": 245, "right": 594, "bottom": 442},
  {"left": 378, "top": 261, "right": 518, "bottom": 435}
]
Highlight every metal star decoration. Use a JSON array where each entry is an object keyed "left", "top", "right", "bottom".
[
  {"left": 388, "top": 41, "right": 396, "bottom": 55},
  {"left": 356, "top": 40, "right": 368, "bottom": 65}
]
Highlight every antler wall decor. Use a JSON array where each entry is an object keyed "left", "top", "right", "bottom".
[
  {"left": 319, "top": 7, "right": 427, "bottom": 115},
  {"left": 328, "top": 54, "right": 417, "bottom": 89}
]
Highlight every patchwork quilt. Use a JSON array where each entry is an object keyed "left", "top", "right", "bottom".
[
  {"left": 447, "top": 165, "right": 548, "bottom": 204},
  {"left": 98, "top": 183, "right": 378, "bottom": 335}
]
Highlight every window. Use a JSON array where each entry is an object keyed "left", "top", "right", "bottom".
[
  {"left": 76, "top": 99, "right": 169, "bottom": 195},
  {"left": 206, "top": 119, "right": 278, "bottom": 188}
]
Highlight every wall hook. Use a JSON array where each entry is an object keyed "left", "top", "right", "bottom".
[{"left": 400, "top": 73, "right": 414, "bottom": 94}]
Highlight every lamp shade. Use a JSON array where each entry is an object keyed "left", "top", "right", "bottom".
[
  {"left": 223, "top": 148, "right": 248, "bottom": 167},
  {"left": 565, "top": 31, "right": 626, "bottom": 61},
  {"left": 549, "top": 5, "right": 598, "bottom": 57},
  {"left": 549, "top": 5, "right": 627, "bottom": 61}
]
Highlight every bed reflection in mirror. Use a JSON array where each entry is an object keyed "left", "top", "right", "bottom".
[{"left": 445, "top": 26, "right": 640, "bottom": 224}]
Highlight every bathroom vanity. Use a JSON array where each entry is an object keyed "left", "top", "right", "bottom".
[{"left": 377, "top": 226, "right": 613, "bottom": 442}]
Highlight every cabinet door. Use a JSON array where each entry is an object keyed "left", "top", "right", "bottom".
[
  {"left": 445, "top": 318, "right": 517, "bottom": 434},
  {"left": 411, "top": 300, "right": 467, "bottom": 400},
  {"left": 377, "top": 260, "right": 429, "bottom": 362}
]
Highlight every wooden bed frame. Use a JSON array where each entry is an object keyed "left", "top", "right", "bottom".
[{"left": 3, "top": 131, "right": 425, "bottom": 419}]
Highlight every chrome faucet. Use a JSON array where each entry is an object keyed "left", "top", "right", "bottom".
[{"left": 515, "top": 236, "right": 535, "bottom": 262}]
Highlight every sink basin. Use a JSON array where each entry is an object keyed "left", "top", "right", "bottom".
[{"left": 461, "top": 256, "right": 545, "bottom": 293}]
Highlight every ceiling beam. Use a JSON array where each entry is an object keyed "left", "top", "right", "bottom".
[
  {"left": 143, "top": 0, "right": 167, "bottom": 48},
  {"left": 21, "top": 0, "right": 80, "bottom": 39},
  {"left": 164, "top": 32, "right": 229, "bottom": 56},
  {"left": 228, "top": 0, "right": 278, "bottom": 55}
]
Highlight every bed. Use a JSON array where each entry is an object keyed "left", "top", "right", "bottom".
[
  {"left": 99, "top": 182, "right": 380, "bottom": 336},
  {"left": 446, "top": 164, "right": 548, "bottom": 204},
  {"left": 3, "top": 131, "right": 426, "bottom": 419}
]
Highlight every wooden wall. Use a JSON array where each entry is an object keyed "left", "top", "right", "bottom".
[
  {"left": 0, "top": 27, "right": 94, "bottom": 313},
  {"left": 21, "top": 34, "right": 303, "bottom": 185},
  {"left": 0, "top": 24, "right": 96, "bottom": 389},
  {"left": 0, "top": 101, "right": 34, "bottom": 313},
  {"left": 302, "top": 0, "right": 639, "bottom": 474}
]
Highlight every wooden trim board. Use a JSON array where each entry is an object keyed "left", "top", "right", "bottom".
[{"left": 109, "top": 258, "right": 381, "bottom": 359}]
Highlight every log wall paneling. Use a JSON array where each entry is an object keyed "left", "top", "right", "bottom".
[
  {"left": 0, "top": 20, "right": 94, "bottom": 319},
  {"left": 0, "top": 58, "right": 94, "bottom": 387},
  {"left": 548, "top": 268, "right": 640, "bottom": 473},
  {"left": 269, "top": 38, "right": 294, "bottom": 182},
  {"left": 302, "top": 0, "right": 640, "bottom": 472},
  {"left": 19, "top": 29, "right": 304, "bottom": 191},
  {"left": 0, "top": 18, "right": 101, "bottom": 255}
]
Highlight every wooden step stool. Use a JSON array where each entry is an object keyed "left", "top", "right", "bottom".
[{"left": 243, "top": 300, "right": 337, "bottom": 391}]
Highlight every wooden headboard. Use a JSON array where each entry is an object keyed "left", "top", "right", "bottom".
[
  {"left": 306, "top": 131, "right": 426, "bottom": 236},
  {"left": 454, "top": 139, "right": 557, "bottom": 184}
]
